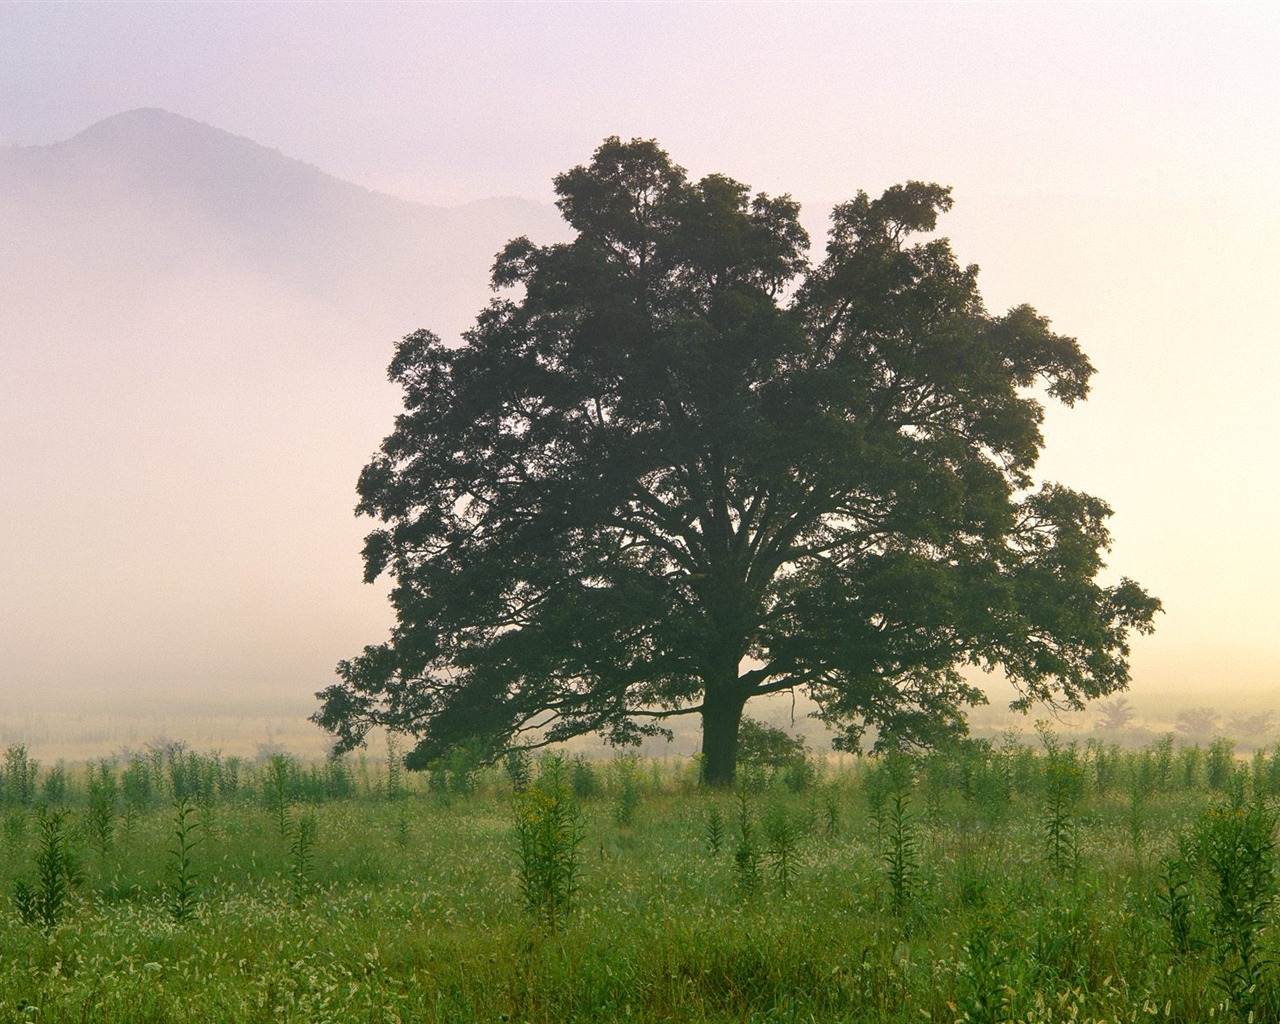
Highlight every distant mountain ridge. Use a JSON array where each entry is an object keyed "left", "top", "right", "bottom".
[
  {"left": 0, "top": 107, "right": 563, "bottom": 323},
  {"left": 4, "top": 107, "right": 368, "bottom": 200},
  {"left": 1, "top": 106, "right": 537, "bottom": 223},
  {"left": 0, "top": 109, "right": 564, "bottom": 710}
]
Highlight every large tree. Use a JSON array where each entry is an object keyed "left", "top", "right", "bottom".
[{"left": 315, "top": 138, "right": 1160, "bottom": 785}]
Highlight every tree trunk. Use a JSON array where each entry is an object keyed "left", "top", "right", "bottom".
[{"left": 700, "top": 686, "right": 747, "bottom": 788}]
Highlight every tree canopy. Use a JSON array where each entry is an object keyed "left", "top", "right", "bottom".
[{"left": 314, "top": 137, "right": 1160, "bottom": 785}]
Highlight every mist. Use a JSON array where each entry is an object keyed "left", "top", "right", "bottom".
[
  {"left": 0, "top": 111, "right": 566, "bottom": 750},
  {"left": 3, "top": 24, "right": 1279, "bottom": 755}
]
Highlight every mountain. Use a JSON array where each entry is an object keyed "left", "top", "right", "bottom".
[
  {"left": 0, "top": 110, "right": 564, "bottom": 740},
  {"left": 0, "top": 107, "right": 564, "bottom": 327}
]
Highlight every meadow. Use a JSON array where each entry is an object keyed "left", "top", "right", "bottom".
[{"left": 2, "top": 731, "right": 1279, "bottom": 1024}]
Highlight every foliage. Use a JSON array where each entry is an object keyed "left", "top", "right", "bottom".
[
  {"left": 40, "top": 762, "right": 67, "bottom": 805},
  {"left": 504, "top": 748, "right": 533, "bottom": 793},
  {"left": 314, "top": 137, "right": 1161, "bottom": 786},
  {"left": 168, "top": 798, "right": 201, "bottom": 923},
  {"left": 384, "top": 735, "right": 405, "bottom": 802},
  {"left": 1193, "top": 795, "right": 1279, "bottom": 1017},
  {"left": 263, "top": 752, "right": 299, "bottom": 836},
  {"left": 704, "top": 803, "right": 725, "bottom": 856},
  {"left": 1207, "top": 736, "right": 1237, "bottom": 793},
  {"left": 288, "top": 810, "right": 318, "bottom": 903},
  {"left": 120, "top": 756, "right": 154, "bottom": 829},
  {"left": 732, "top": 787, "right": 762, "bottom": 897},
  {"left": 877, "top": 751, "right": 921, "bottom": 913},
  {"left": 610, "top": 754, "right": 642, "bottom": 828},
  {"left": 570, "top": 756, "right": 601, "bottom": 800},
  {"left": 513, "top": 755, "right": 584, "bottom": 927},
  {"left": 736, "top": 718, "right": 816, "bottom": 793},
  {"left": 762, "top": 801, "right": 805, "bottom": 898},
  {"left": 10, "top": 807, "right": 81, "bottom": 931},
  {"left": 737, "top": 718, "right": 808, "bottom": 771},
  {"left": 1038, "top": 727, "right": 1084, "bottom": 874},
  {"left": 86, "top": 758, "right": 119, "bottom": 857},
  {"left": 2, "top": 745, "right": 38, "bottom": 808}
]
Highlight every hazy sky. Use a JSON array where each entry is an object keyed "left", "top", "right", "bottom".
[{"left": 3, "top": 2, "right": 1279, "bottom": 745}]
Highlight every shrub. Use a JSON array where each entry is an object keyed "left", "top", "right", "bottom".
[
  {"left": 1206, "top": 737, "right": 1236, "bottom": 793},
  {"left": 571, "top": 756, "right": 601, "bottom": 799},
  {"left": 86, "top": 759, "right": 118, "bottom": 856},
  {"left": 1193, "top": 795, "right": 1278, "bottom": 1017},
  {"left": 514, "top": 755, "right": 584, "bottom": 927},
  {"left": 2, "top": 745, "right": 38, "bottom": 808},
  {"left": 11, "top": 807, "right": 81, "bottom": 931},
  {"left": 504, "top": 749, "right": 533, "bottom": 793},
  {"left": 611, "top": 754, "right": 641, "bottom": 828},
  {"left": 737, "top": 718, "right": 811, "bottom": 782}
]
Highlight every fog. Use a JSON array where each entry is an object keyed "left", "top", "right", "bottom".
[
  {"left": 0, "top": 111, "right": 565, "bottom": 748},
  {"left": 3, "top": 4, "right": 1279, "bottom": 756}
]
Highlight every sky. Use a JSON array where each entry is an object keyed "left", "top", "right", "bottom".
[{"left": 2, "top": 2, "right": 1279, "bottom": 752}]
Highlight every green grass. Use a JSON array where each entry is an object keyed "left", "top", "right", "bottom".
[{"left": 2, "top": 740, "right": 1279, "bottom": 1022}]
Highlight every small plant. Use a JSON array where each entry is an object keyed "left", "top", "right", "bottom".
[
  {"left": 394, "top": 799, "right": 411, "bottom": 847},
  {"left": 879, "top": 752, "right": 920, "bottom": 914},
  {"left": 1178, "top": 743, "right": 1205, "bottom": 792},
  {"left": 168, "top": 798, "right": 201, "bottom": 922},
  {"left": 1194, "top": 795, "right": 1278, "bottom": 1018},
  {"left": 1150, "top": 732, "right": 1175, "bottom": 791},
  {"left": 3, "top": 807, "right": 28, "bottom": 853},
  {"left": 2, "top": 744, "right": 39, "bottom": 807},
  {"left": 1087, "top": 738, "right": 1119, "bottom": 797},
  {"left": 1206, "top": 737, "right": 1236, "bottom": 793},
  {"left": 120, "top": 756, "right": 153, "bottom": 835},
  {"left": 762, "top": 802, "right": 805, "bottom": 898},
  {"left": 40, "top": 762, "right": 67, "bottom": 806},
  {"left": 197, "top": 787, "right": 218, "bottom": 840},
  {"left": 445, "top": 744, "right": 480, "bottom": 796},
  {"left": 732, "top": 787, "right": 762, "bottom": 898},
  {"left": 1038, "top": 725, "right": 1083, "bottom": 874},
  {"left": 611, "top": 754, "right": 641, "bottom": 829},
  {"left": 1158, "top": 838, "right": 1201, "bottom": 956},
  {"left": 737, "top": 718, "right": 810, "bottom": 783},
  {"left": 956, "top": 912, "right": 1014, "bottom": 1024},
  {"left": 1126, "top": 770, "right": 1149, "bottom": 860},
  {"left": 822, "top": 786, "right": 840, "bottom": 840},
  {"left": 780, "top": 756, "right": 817, "bottom": 794},
  {"left": 86, "top": 759, "right": 119, "bottom": 858},
  {"left": 11, "top": 807, "right": 82, "bottom": 931},
  {"left": 1266, "top": 744, "right": 1280, "bottom": 798},
  {"left": 571, "top": 756, "right": 600, "bottom": 799},
  {"left": 919, "top": 750, "right": 951, "bottom": 823},
  {"left": 704, "top": 804, "right": 725, "bottom": 856},
  {"left": 288, "top": 810, "right": 318, "bottom": 903},
  {"left": 864, "top": 757, "right": 893, "bottom": 840},
  {"left": 504, "top": 749, "right": 533, "bottom": 793},
  {"left": 514, "top": 755, "right": 584, "bottom": 927},
  {"left": 264, "top": 753, "right": 297, "bottom": 837}
]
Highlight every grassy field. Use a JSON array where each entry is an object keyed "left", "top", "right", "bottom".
[{"left": 2, "top": 734, "right": 1279, "bottom": 1023}]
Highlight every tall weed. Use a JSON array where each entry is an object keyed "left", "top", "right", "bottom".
[{"left": 514, "top": 755, "right": 584, "bottom": 927}]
